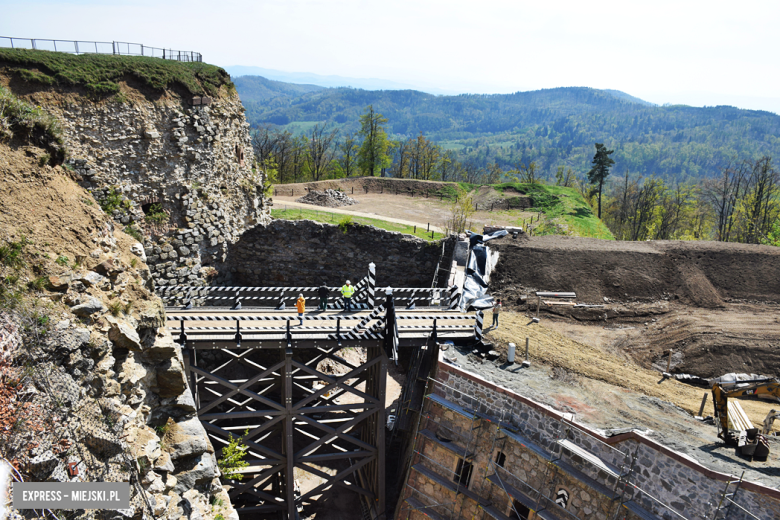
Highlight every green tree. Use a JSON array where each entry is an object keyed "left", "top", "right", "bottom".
[
  {"left": 445, "top": 186, "right": 476, "bottom": 234},
  {"left": 336, "top": 132, "right": 359, "bottom": 178},
  {"left": 357, "top": 105, "right": 391, "bottom": 176},
  {"left": 587, "top": 143, "right": 616, "bottom": 219},
  {"left": 303, "top": 123, "right": 339, "bottom": 181}
]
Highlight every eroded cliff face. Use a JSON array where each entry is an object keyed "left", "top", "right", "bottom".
[
  {"left": 18, "top": 84, "right": 271, "bottom": 288},
  {"left": 0, "top": 78, "right": 250, "bottom": 518}
]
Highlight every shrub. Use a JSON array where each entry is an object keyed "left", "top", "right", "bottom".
[
  {"left": 338, "top": 215, "right": 353, "bottom": 234},
  {"left": 123, "top": 225, "right": 143, "bottom": 241},
  {"left": 28, "top": 276, "right": 48, "bottom": 292},
  {"left": 218, "top": 430, "right": 249, "bottom": 480},
  {"left": 55, "top": 255, "right": 68, "bottom": 266},
  {"left": 107, "top": 301, "right": 122, "bottom": 317},
  {"left": 100, "top": 187, "right": 124, "bottom": 215},
  {"left": 144, "top": 203, "right": 169, "bottom": 224}
]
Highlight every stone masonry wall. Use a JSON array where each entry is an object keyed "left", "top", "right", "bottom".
[
  {"left": 39, "top": 90, "right": 271, "bottom": 287},
  {"left": 433, "top": 361, "right": 780, "bottom": 520},
  {"left": 402, "top": 399, "right": 621, "bottom": 520},
  {"left": 226, "top": 219, "right": 444, "bottom": 288}
]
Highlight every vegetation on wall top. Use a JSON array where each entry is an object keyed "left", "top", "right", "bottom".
[{"left": 0, "top": 48, "right": 232, "bottom": 97}]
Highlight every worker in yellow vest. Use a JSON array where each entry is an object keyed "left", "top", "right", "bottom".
[{"left": 340, "top": 280, "right": 355, "bottom": 311}]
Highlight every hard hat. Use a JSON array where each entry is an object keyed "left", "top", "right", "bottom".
[{"left": 346, "top": 280, "right": 351, "bottom": 284}]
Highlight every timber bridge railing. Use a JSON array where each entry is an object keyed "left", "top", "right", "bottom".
[
  {"left": 157, "top": 263, "right": 485, "bottom": 519},
  {"left": 158, "top": 262, "right": 463, "bottom": 311},
  {"left": 0, "top": 36, "right": 203, "bottom": 62}
]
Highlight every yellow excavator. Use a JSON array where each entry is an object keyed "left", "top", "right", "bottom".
[{"left": 711, "top": 378, "right": 780, "bottom": 462}]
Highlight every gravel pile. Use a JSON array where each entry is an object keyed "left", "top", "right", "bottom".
[{"left": 297, "top": 189, "right": 359, "bottom": 208}]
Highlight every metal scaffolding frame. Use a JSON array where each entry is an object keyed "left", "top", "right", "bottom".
[
  {"left": 398, "top": 388, "right": 485, "bottom": 520},
  {"left": 711, "top": 472, "right": 760, "bottom": 520}
]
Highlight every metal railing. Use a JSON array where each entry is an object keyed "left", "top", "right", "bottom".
[{"left": 0, "top": 36, "right": 202, "bottom": 62}]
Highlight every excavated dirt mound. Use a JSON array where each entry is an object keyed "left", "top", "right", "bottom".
[
  {"left": 490, "top": 235, "right": 780, "bottom": 306},
  {"left": 296, "top": 189, "right": 359, "bottom": 208},
  {"left": 487, "top": 235, "right": 780, "bottom": 378}
]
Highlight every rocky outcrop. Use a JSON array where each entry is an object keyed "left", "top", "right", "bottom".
[
  {"left": 14, "top": 231, "right": 238, "bottom": 520},
  {"left": 0, "top": 141, "right": 236, "bottom": 520}
]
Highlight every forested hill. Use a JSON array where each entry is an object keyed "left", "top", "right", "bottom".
[{"left": 235, "top": 76, "right": 780, "bottom": 182}]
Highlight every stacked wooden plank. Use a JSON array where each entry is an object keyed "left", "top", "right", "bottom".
[{"left": 727, "top": 400, "right": 754, "bottom": 431}]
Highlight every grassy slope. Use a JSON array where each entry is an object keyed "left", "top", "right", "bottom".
[
  {"left": 512, "top": 184, "right": 615, "bottom": 240},
  {"left": 468, "top": 181, "right": 614, "bottom": 240},
  {"left": 0, "top": 48, "right": 232, "bottom": 96},
  {"left": 271, "top": 208, "right": 445, "bottom": 242}
]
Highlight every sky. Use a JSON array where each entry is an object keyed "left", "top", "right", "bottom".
[{"left": 2, "top": 0, "right": 780, "bottom": 113}]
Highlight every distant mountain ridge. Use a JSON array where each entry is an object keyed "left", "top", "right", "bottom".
[
  {"left": 226, "top": 66, "right": 440, "bottom": 93},
  {"left": 234, "top": 75, "right": 780, "bottom": 181}
]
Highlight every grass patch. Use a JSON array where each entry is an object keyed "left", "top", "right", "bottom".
[
  {"left": 526, "top": 185, "right": 613, "bottom": 239},
  {"left": 0, "top": 237, "right": 29, "bottom": 269},
  {"left": 271, "top": 208, "right": 445, "bottom": 242},
  {"left": 124, "top": 225, "right": 143, "bottom": 242},
  {"left": 0, "top": 48, "right": 232, "bottom": 97},
  {"left": 0, "top": 85, "right": 65, "bottom": 158}
]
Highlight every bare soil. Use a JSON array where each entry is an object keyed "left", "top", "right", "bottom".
[{"left": 273, "top": 177, "right": 536, "bottom": 232}]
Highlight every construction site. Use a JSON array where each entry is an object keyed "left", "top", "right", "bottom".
[
  {"left": 2, "top": 50, "right": 779, "bottom": 520},
  {"left": 387, "top": 232, "right": 780, "bottom": 520}
]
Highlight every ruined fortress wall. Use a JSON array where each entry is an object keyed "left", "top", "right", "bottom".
[
  {"left": 226, "top": 219, "right": 445, "bottom": 288},
  {"left": 421, "top": 359, "right": 780, "bottom": 520},
  {"left": 39, "top": 91, "right": 271, "bottom": 287}
]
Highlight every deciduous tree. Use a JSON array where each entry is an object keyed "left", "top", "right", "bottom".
[{"left": 357, "top": 105, "right": 391, "bottom": 176}]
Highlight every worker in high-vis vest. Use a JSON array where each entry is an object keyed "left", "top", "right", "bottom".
[{"left": 340, "top": 280, "right": 355, "bottom": 311}]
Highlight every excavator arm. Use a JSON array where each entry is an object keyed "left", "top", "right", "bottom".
[{"left": 711, "top": 379, "right": 780, "bottom": 448}]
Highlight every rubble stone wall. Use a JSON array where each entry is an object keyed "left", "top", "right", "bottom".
[
  {"left": 431, "top": 361, "right": 780, "bottom": 520},
  {"left": 41, "top": 91, "right": 271, "bottom": 287},
  {"left": 227, "top": 219, "right": 446, "bottom": 288}
]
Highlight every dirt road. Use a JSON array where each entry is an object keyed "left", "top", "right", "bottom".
[{"left": 272, "top": 198, "right": 447, "bottom": 232}]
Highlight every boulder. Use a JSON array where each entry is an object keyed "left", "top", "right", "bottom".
[
  {"left": 27, "top": 450, "right": 58, "bottom": 477},
  {"left": 48, "top": 274, "right": 71, "bottom": 291},
  {"left": 82, "top": 426, "right": 123, "bottom": 455},
  {"left": 166, "top": 416, "right": 209, "bottom": 460},
  {"left": 106, "top": 316, "right": 143, "bottom": 351},
  {"left": 71, "top": 297, "right": 106, "bottom": 317},
  {"left": 95, "top": 258, "right": 122, "bottom": 276},
  {"left": 130, "top": 242, "right": 147, "bottom": 262},
  {"left": 172, "top": 453, "right": 216, "bottom": 493},
  {"left": 155, "top": 357, "right": 187, "bottom": 398},
  {"left": 79, "top": 271, "right": 104, "bottom": 287},
  {"left": 144, "top": 330, "right": 177, "bottom": 362},
  {"left": 138, "top": 299, "right": 166, "bottom": 330},
  {"left": 154, "top": 451, "right": 175, "bottom": 472}
]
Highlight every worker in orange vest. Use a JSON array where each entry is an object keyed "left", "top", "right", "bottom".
[{"left": 296, "top": 293, "right": 305, "bottom": 326}]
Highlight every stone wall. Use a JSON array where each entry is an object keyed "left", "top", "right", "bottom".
[
  {"left": 427, "top": 360, "right": 780, "bottom": 520},
  {"left": 226, "top": 219, "right": 447, "bottom": 288},
  {"left": 39, "top": 90, "right": 271, "bottom": 287}
]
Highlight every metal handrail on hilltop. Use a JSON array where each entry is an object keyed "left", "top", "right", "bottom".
[{"left": 0, "top": 36, "right": 202, "bottom": 62}]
